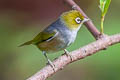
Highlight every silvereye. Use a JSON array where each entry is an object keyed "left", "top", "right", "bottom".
[{"left": 20, "top": 10, "right": 89, "bottom": 68}]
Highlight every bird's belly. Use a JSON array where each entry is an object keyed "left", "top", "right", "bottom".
[{"left": 37, "top": 34, "right": 68, "bottom": 53}]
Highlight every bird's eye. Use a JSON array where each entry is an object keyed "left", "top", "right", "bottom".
[{"left": 75, "top": 17, "right": 81, "bottom": 24}]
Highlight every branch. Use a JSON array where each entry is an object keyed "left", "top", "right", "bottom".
[{"left": 27, "top": 34, "right": 120, "bottom": 80}]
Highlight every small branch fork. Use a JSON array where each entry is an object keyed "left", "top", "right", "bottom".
[{"left": 27, "top": 0, "right": 120, "bottom": 80}]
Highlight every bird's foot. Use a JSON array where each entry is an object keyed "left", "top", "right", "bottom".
[
  {"left": 64, "top": 49, "right": 73, "bottom": 61},
  {"left": 46, "top": 59, "right": 56, "bottom": 72}
]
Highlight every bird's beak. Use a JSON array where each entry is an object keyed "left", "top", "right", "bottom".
[
  {"left": 79, "top": 18, "right": 90, "bottom": 28},
  {"left": 82, "top": 18, "right": 90, "bottom": 23}
]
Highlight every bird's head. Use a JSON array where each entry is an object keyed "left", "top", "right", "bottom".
[{"left": 60, "top": 10, "right": 89, "bottom": 30}]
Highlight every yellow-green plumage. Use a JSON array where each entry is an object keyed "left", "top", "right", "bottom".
[
  {"left": 19, "top": 40, "right": 33, "bottom": 47},
  {"left": 19, "top": 30, "right": 56, "bottom": 47},
  {"left": 61, "top": 10, "right": 84, "bottom": 30}
]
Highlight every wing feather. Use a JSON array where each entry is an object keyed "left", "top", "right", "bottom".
[{"left": 19, "top": 29, "right": 57, "bottom": 47}]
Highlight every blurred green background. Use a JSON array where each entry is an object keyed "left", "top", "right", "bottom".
[{"left": 0, "top": 0, "right": 120, "bottom": 80}]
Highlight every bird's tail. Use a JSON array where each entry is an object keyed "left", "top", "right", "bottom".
[{"left": 19, "top": 40, "right": 33, "bottom": 47}]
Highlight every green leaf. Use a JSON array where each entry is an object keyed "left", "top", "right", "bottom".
[
  {"left": 99, "top": 0, "right": 105, "bottom": 12},
  {"left": 99, "top": 0, "right": 111, "bottom": 16},
  {"left": 99, "top": 0, "right": 111, "bottom": 34}
]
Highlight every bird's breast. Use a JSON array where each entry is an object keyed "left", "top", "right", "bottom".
[{"left": 65, "top": 30, "right": 78, "bottom": 46}]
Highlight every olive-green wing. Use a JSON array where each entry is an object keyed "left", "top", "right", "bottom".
[
  {"left": 19, "top": 30, "right": 57, "bottom": 47},
  {"left": 32, "top": 30, "right": 57, "bottom": 44}
]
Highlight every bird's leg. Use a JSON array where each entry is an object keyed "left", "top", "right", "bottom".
[
  {"left": 64, "top": 49, "right": 73, "bottom": 61},
  {"left": 42, "top": 51, "right": 55, "bottom": 71}
]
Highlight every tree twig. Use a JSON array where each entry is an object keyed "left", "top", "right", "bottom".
[{"left": 27, "top": 34, "right": 120, "bottom": 80}]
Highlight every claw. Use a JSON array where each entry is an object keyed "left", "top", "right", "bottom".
[
  {"left": 64, "top": 49, "right": 73, "bottom": 61},
  {"left": 46, "top": 59, "right": 56, "bottom": 72}
]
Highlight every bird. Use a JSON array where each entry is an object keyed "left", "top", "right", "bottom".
[{"left": 19, "top": 10, "right": 89, "bottom": 69}]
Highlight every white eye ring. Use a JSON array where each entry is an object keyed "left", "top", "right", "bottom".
[{"left": 75, "top": 17, "right": 81, "bottom": 24}]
